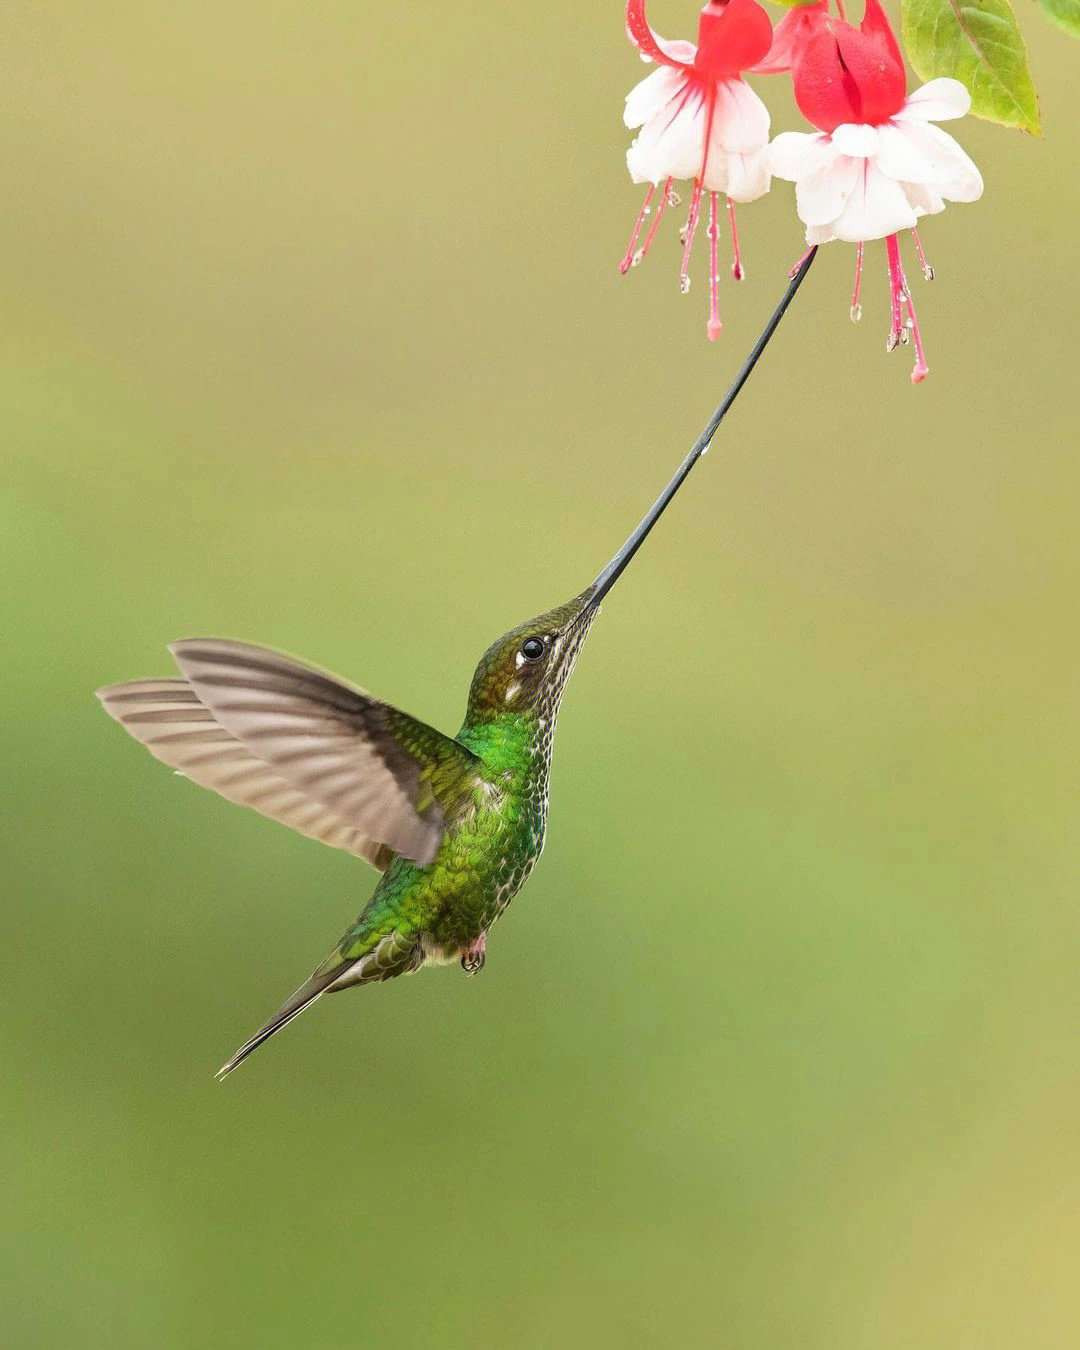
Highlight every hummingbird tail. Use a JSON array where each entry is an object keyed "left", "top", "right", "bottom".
[
  {"left": 215, "top": 970, "right": 338, "bottom": 1079},
  {"left": 215, "top": 926, "right": 422, "bottom": 1078}
]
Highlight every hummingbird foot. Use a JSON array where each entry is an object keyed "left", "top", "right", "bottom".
[{"left": 460, "top": 933, "right": 486, "bottom": 976}]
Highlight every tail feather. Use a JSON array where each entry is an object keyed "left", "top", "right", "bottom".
[
  {"left": 215, "top": 971, "right": 337, "bottom": 1079},
  {"left": 216, "top": 927, "right": 423, "bottom": 1078}
]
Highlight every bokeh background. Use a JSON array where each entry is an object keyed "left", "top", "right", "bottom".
[{"left": 4, "top": 2, "right": 1078, "bottom": 1345}]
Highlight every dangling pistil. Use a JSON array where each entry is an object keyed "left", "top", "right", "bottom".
[
  {"left": 679, "top": 181, "right": 703, "bottom": 294},
  {"left": 727, "top": 199, "right": 743, "bottom": 281},
  {"left": 619, "top": 185, "right": 655, "bottom": 274},
  {"left": 911, "top": 227, "right": 934, "bottom": 282},
  {"left": 850, "top": 241, "right": 864, "bottom": 322},
  {"left": 885, "top": 233, "right": 928, "bottom": 383},
  {"left": 642, "top": 178, "right": 675, "bottom": 258},
  {"left": 707, "top": 192, "right": 722, "bottom": 340}
]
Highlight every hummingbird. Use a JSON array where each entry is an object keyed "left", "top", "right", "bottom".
[{"left": 96, "top": 256, "right": 816, "bottom": 1076}]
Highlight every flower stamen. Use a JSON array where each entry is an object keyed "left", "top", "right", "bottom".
[
  {"left": 619, "top": 184, "right": 656, "bottom": 274},
  {"left": 911, "top": 227, "right": 934, "bottom": 282},
  {"left": 727, "top": 199, "right": 744, "bottom": 281},
  {"left": 788, "top": 245, "right": 815, "bottom": 281},
  {"left": 679, "top": 180, "right": 704, "bottom": 294},
  {"left": 850, "top": 241, "right": 863, "bottom": 322},
  {"left": 885, "top": 233, "right": 928, "bottom": 382},
  {"left": 641, "top": 177, "right": 675, "bottom": 260},
  {"left": 707, "top": 192, "right": 723, "bottom": 340}
]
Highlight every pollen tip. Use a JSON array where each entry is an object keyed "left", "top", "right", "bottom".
[
  {"left": 849, "top": 304, "right": 862, "bottom": 323},
  {"left": 731, "top": 262, "right": 745, "bottom": 282},
  {"left": 911, "top": 362, "right": 929, "bottom": 385},
  {"left": 618, "top": 258, "right": 633, "bottom": 276},
  {"left": 707, "top": 318, "right": 723, "bottom": 341},
  {"left": 680, "top": 276, "right": 691, "bottom": 294},
  {"left": 923, "top": 265, "right": 935, "bottom": 282}
]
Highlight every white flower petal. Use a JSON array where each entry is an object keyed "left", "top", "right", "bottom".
[
  {"left": 829, "top": 161, "right": 918, "bottom": 242},
  {"left": 768, "top": 131, "right": 837, "bottom": 181},
  {"left": 805, "top": 220, "right": 838, "bottom": 246},
  {"left": 624, "top": 65, "right": 688, "bottom": 130},
  {"left": 711, "top": 78, "right": 770, "bottom": 155},
  {"left": 901, "top": 180, "right": 945, "bottom": 217},
  {"left": 874, "top": 123, "right": 939, "bottom": 183},
  {"left": 705, "top": 148, "right": 771, "bottom": 201},
  {"left": 831, "top": 123, "right": 880, "bottom": 157},
  {"left": 886, "top": 120, "right": 983, "bottom": 201},
  {"left": 627, "top": 84, "right": 707, "bottom": 184},
  {"left": 794, "top": 155, "right": 860, "bottom": 227},
  {"left": 895, "top": 78, "right": 971, "bottom": 124},
  {"left": 657, "top": 37, "right": 696, "bottom": 64}
]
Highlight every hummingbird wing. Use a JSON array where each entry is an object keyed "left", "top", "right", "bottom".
[
  {"left": 97, "top": 679, "right": 395, "bottom": 870},
  {"left": 167, "top": 639, "right": 480, "bottom": 867}
]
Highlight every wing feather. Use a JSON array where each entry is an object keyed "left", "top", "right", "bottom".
[
  {"left": 167, "top": 639, "right": 480, "bottom": 866},
  {"left": 97, "top": 680, "right": 394, "bottom": 870}
]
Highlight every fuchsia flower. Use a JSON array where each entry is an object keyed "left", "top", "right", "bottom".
[
  {"left": 765, "top": 0, "right": 982, "bottom": 382},
  {"left": 621, "top": 0, "right": 775, "bottom": 339},
  {"left": 753, "top": 1, "right": 828, "bottom": 76}
]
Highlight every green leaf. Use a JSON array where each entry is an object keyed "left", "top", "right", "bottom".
[
  {"left": 901, "top": 0, "right": 1041, "bottom": 133},
  {"left": 1035, "top": 0, "right": 1080, "bottom": 39}
]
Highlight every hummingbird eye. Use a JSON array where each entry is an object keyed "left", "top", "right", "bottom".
[{"left": 520, "top": 638, "right": 544, "bottom": 661}]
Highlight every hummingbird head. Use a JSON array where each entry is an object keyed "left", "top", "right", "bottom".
[{"left": 466, "top": 589, "right": 601, "bottom": 725}]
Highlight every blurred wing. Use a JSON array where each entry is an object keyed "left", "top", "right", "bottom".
[
  {"left": 168, "top": 639, "right": 481, "bottom": 866},
  {"left": 97, "top": 680, "right": 395, "bottom": 870}
]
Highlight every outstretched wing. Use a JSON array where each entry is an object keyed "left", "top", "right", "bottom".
[
  {"left": 167, "top": 639, "right": 480, "bottom": 866},
  {"left": 97, "top": 679, "right": 395, "bottom": 869}
]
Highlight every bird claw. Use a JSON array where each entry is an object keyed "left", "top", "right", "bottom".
[{"left": 460, "top": 934, "right": 486, "bottom": 976}]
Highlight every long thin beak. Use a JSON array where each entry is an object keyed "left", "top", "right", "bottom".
[{"left": 580, "top": 248, "right": 817, "bottom": 617}]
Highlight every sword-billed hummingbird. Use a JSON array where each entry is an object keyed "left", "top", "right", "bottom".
[{"left": 97, "top": 255, "right": 816, "bottom": 1076}]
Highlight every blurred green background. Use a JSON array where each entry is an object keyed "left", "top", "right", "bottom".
[{"left": 4, "top": 2, "right": 1078, "bottom": 1345}]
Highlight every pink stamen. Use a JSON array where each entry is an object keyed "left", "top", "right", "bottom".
[
  {"left": 727, "top": 199, "right": 744, "bottom": 281},
  {"left": 707, "top": 192, "right": 722, "bottom": 341},
  {"left": 788, "top": 246, "right": 815, "bottom": 281},
  {"left": 911, "top": 226, "right": 934, "bottom": 281},
  {"left": 834, "top": 0, "right": 848, "bottom": 17},
  {"left": 885, "top": 233, "right": 929, "bottom": 383},
  {"left": 679, "top": 180, "right": 703, "bottom": 294},
  {"left": 850, "top": 241, "right": 863, "bottom": 322},
  {"left": 641, "top": 177, "right": 674, "bottom": 259},
  {"left": 619, "top": 184, "right": 655, "bottom": 275}
]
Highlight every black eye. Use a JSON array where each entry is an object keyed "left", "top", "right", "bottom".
[{"left": 520, "top": 638, "right": 544, "bottom": 661}]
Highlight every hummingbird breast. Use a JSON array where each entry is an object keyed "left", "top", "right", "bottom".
[{"left": 416, "top": 710, "right": 555, "bottom": 950}]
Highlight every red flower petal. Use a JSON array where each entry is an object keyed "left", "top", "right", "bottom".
[
  {"left": 792, "top": 29, "right": 860, "bottom": 133},
  {"left": 859, "top": 0, "right": 904, "bottom": 71},
  {"left": 753, "top": 1, "right": 828, "bottom": 76},
  {"left": 834, "top": 20, "right": 906, "bottom": 124},
  {"left": 625, "top": 0, "right": 688, "bottom": 69},
  {"left": 694, "top": 0, "right": 774, "bottom": 79},
  {"left": 789, "top": 1, "right": 907, "bottom": 133}
]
